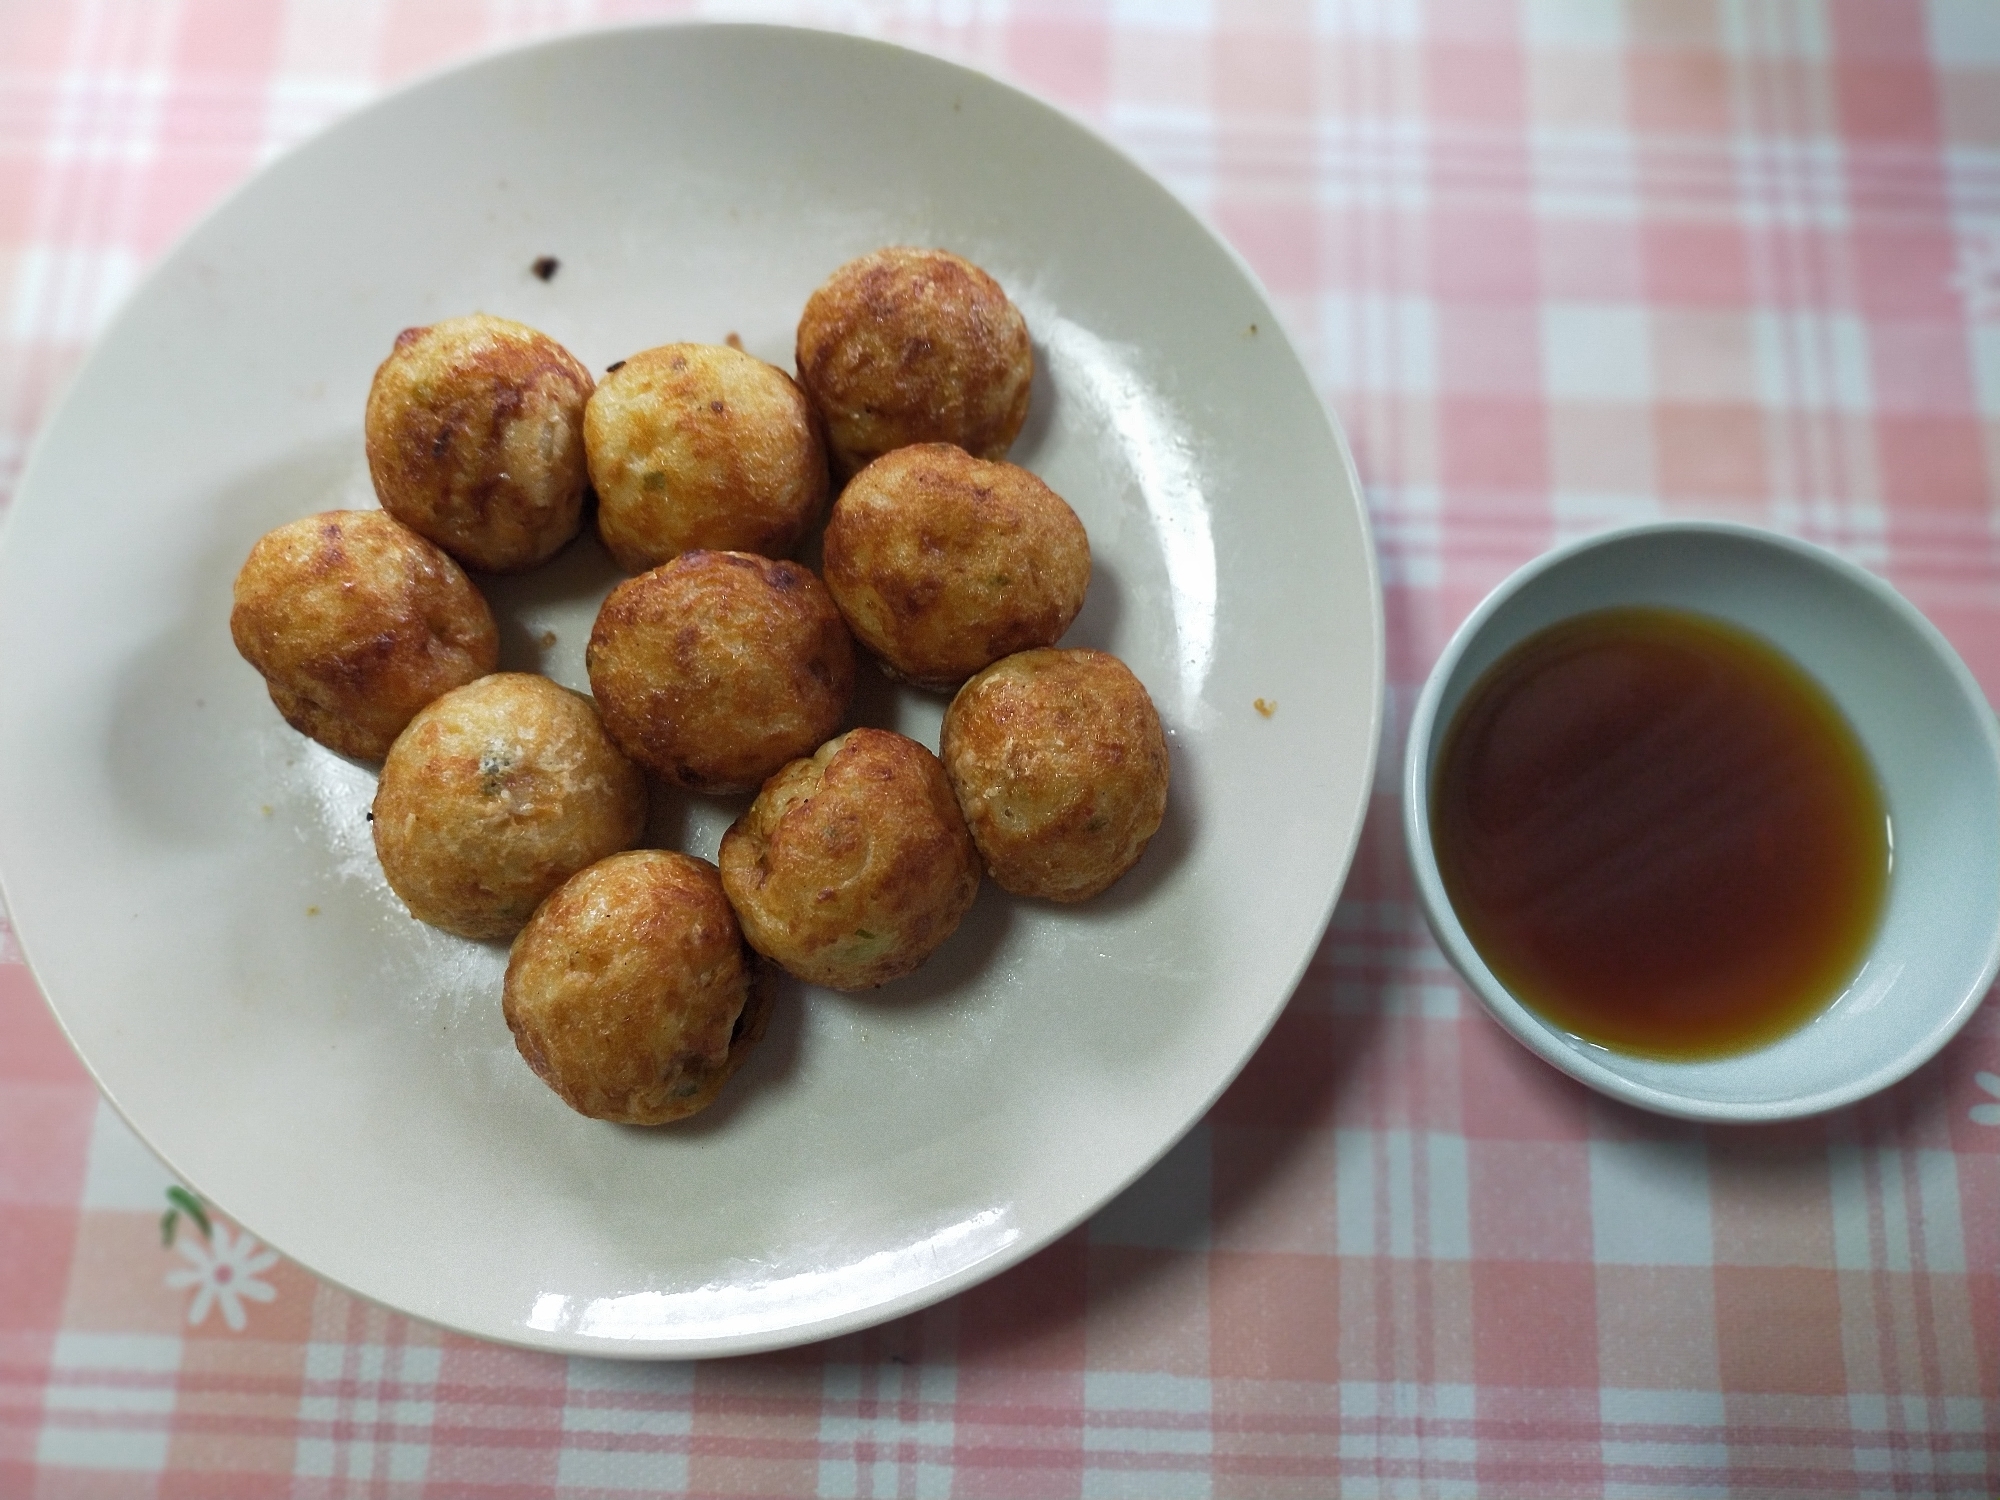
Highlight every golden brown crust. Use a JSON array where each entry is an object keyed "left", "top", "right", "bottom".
[
  {"left": 371, "top": 673, "right": 647, "bottom": 940},
  {"left": 941, "top": 648, "right": 1169, "bottom": 902},
  {"left": 795, "top": 247, "right": 1032, "bottom": 479},
  {"left": 503, "top": 850, "right": 768, "bottom": 1124},
  {"left": 823, "top": 444, "right": 1089, "bottom": 691},
  {"left": 364, "top": 313, "right": 594, "bottom": 573},
  {"left": 586, "top": 343, "right": 828, "bottom": 571},
  {"left": 230, "top": 509, "right": 498, "bottom": 760},
  {"left": 718, "top": 729, "right": 980, "bottom": 990},
  {"left": 585, "top": 551, "right": 856, "bottom": 794}
]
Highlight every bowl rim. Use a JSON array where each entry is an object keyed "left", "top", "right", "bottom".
[{"left": 1401, "top": 518, "right": 2000, "bottom": 1123}]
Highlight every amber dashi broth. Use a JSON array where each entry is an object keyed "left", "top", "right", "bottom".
[{"left": 1431, "top": 606, "right": 1890, "bottom": 1060}]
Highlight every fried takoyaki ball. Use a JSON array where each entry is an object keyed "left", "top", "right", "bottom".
[
  {"left": 372, "top": 673, "right": 647, "bottom": 941},
  {"left": 585, "top": 343, "right": 828, "bottom": 572},
  {"left": 719, "top": 729, "right": 980, "bottom": 990},
  {"left": 503, "top": 850, "right": 771, "bottom": 1124},
  {"left": 823, "top": 444, "right": 1090, "bottom": 691},
  {"left": 586, "top": 551, "right": 855, "bottom": 794},
  {"left": 364, "top": 313, "right": 593, "bottom": 572},
  {"left": 941, "top": 648, "right": 1170, "bottom": 903},
  {"left": 230, "top": 510, "right": 498, "bottom": 761},
  {"left": 795, "top": 247, "right": 1033, "bottom": 479}
]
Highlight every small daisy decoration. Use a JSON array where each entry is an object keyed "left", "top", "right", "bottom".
[
  {"left": 1973, "top": 1072, "right": 2000, "bottom": 1127},
  {"left": 161, "top": 1187, "right": 278, "bottom": 1331}
]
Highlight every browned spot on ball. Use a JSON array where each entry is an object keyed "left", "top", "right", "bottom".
[
  {"left": 719, "top": 730, "right": 979, "bottom": 990},
  {"left": 586, "top": 550, "right": 854, "bottom": 793},
  {"left": 364, "top": 313, "right": 593, "bottom": 573},
  {"left": 372, "top": 673, "right": 646, "bottom": 941},
  {"left": 822, "top": 444, "right": 1088, "bottom": 691},
  {"left": 795, "top": 247, "right": 1033, "bottom": 480},
  {"left": 230, "top": 510, "right": 497, "bottom": 761},
  {"left": 503, "top": 850, "right": 768, "bottom": 1124},
  {"left": 941, "top": 648, "right": 1169, "bottom": 903}
]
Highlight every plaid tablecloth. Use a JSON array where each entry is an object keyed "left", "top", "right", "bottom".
[{"left": 4, "top": 3, "right": 1998, "bottom": 1496}]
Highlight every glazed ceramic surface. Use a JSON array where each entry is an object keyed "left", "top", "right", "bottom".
[
  {"left": 1404, "top": 522, "right": 2000, "bottom": 1123},
  {"left": 0, "top": 25, "right": 1383, "bottom": 1356}
]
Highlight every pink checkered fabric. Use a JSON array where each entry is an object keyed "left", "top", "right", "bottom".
[{"left": 3, "top": 3, "right": 1998, "bottom": 1496}]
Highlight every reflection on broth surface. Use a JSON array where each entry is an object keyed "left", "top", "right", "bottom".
[{"left": 1432, "top": 607, "right": 1890, "bottom": 1060}]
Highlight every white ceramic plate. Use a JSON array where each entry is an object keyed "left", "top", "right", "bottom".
[{"left": 0, "top": 24, "right": 1381, "bottom": 1357}]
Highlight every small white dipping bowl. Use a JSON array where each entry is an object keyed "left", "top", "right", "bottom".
[{"left": 1403, "top": 521, "right": 2000, "bottom": 1122}]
